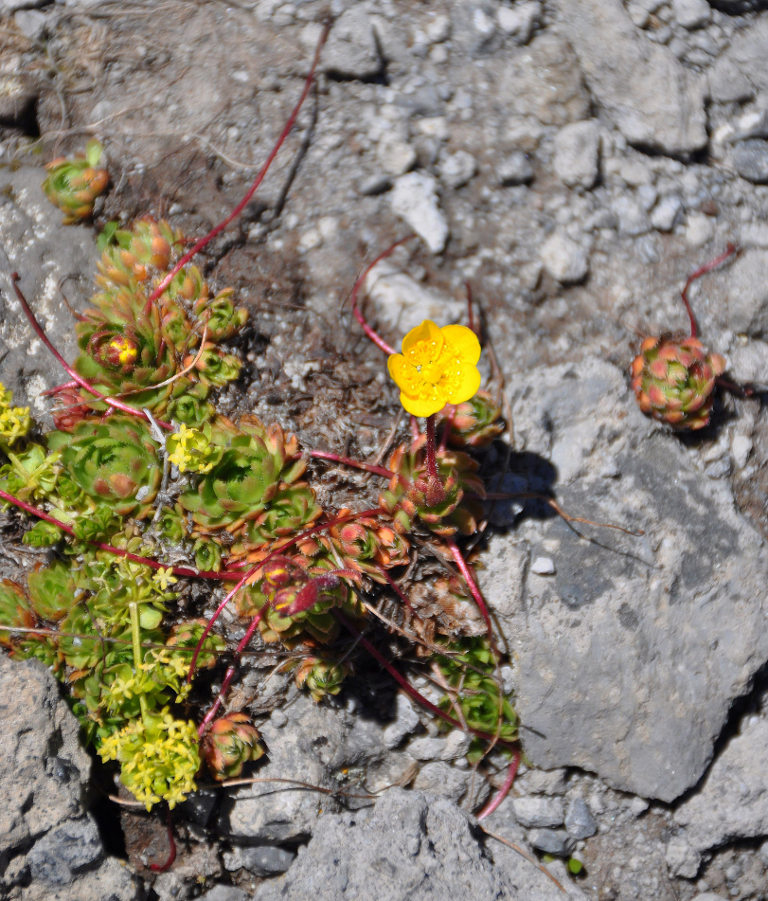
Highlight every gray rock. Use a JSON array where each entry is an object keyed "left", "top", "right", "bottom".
[
  {"left": 13, "top": 9, "right": 49, "bottom": 40},
  {"left": 411, "top": 761, "right": 470, "bottom": 802},
  {"left": 565, "top": 798, "right": 597, "bottom": 839},
  {"left": 253, "top": 789, "right": 588, "bottom": 901},
  {"left": 651, "top": 194, "right": 684, "bottom": 231},
  {"left": 0, "top": 166, "right": 98, "bottom": 421},
  {"left": 512, "top": 796, "right": 565, "bottom": 828},
  {"left": 323, "top": 7, "right": 382, "bottom": 80},
  {"left": 553, "top": 120, "right": 601, "bottom": 189},
  {"left": 612, "top": 195, "right": 652, "bottom": 236},
  {"left": 0, "top": 656, "right": 137, "bottom": 900},
  {"left": 707, "top": 56, "right": 754, "bottom": 103},
  {"left": 673, "top": 718, "right": 768, "bottom": 851},
  {"left": 702, "top": 248, "right": 768, "bottom": 336},
  {"left": 480, "top": 357, "right": 768, "bottom": 802},
  {"left": 27, "top": 818, "right": 103, "bottom": 885},
  {"left": 437, "top": 149, "right": 477, "bottom": 189},
  {"left": 494, "top": 33, "right": 592, "bottom": 127},
  {"left": 382, "top": 692, "right": 421, "bottom": 750},
  {"left": 390, "top": 172, "right": 449, "bottom": 254},
  {"left": 377, "top": 137, "right": 417, "bottom": 177},
  {"left": 496, "top": 151, "right": 535, "bottom": 186},
  {"left": 732, "top": 138, "right": 768, "bottom": 184},
  {"left": 527, "top": 828, "right": 574, "bottom": 856},
  {"left": 407, "top": 736, "right": 448, "bottom": 762},
  {"left": 672, "top": 0, "right": 711, "bottom": 28},
  {"left": 496, "top": 1, "right": 542, "bottom": 44},
  {"left": 223, "top": 694, "right": 344, "bottom": 843},
  {"left": 540, "top": 233, "right": 590, "bottom": 283},
  {"left": 197, "top": 886, "right": 251, "bottom": 901},
  {"left": 557, "top": 0, "right": 707, "bottom": 154},
  {"left": 363, "top": 259, "right": 465, "bottom": 336},
  {"left": 0, "top": 0, "right": 46, "bottom": 11},
  {"left": 223, "top": 844, "right": 296, "bottom": 876},
  {"left": 709, "top": 17, "right": 768, "bottom": 97},
  {"left": 664, "top": 833, "right": 701, "bottom": 878}
]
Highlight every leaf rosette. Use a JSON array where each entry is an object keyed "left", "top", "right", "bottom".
[{"left": 48, "top": 416, "right": 162, "bottom": 517}]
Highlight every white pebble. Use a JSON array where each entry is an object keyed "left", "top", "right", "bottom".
[{"left": 531, "top": 556, "right": 556, "bottom": 575}]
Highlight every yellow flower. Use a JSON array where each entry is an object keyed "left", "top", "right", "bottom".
[
  {"left": 387, "top": 320, "right": 482, "bottom": 417},
  {"left": 166, "top": 424, "right": 216, "bottom": 473},
  {"left": 152, "top": 566, "right": 178, "bottom": 591}
]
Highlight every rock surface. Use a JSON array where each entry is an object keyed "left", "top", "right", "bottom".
[
  {"left": 253, "top": 788, "right": 588, "bottom": 901},
  {"left": 0, "top": 656, "right": 137, "bottom": 900}
]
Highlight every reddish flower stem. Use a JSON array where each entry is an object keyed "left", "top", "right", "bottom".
[
  {"left": 0, "top": 487, "right": 236, "bottom": 580},
  {"left": 10, "top": 274, "right": 172, "bottom": 429},
  {"left": 309, "top": 449, "right": 395, "bottom": 479},
  {"left": 149, "top": 807, "right": 177, "bottom": 872},
  {"left": 197, "top": 608, "right": 265, "bottom": 736},
  {"left": 335, "top": 611, "right": 517, "bottom": 750},
  {"left": 146, "top": 21, "right": 331, "bottom": 310},
  {"left": 680, "top": 243, "right": 738, "bottom": 339},
  {"left": 446, "top": 537, "right": 493, "bottom": 640},
  {"left": 379, "top": 568, "right": 414, "bottom": 613},
  {"left": 424, "top": 415, "right": 439, "bottom": 482},
  {"left": 348, "top": 234, "right": 417, "bottom": 356},
  {"left": 475, "top": 749, "right": 521, "bottom": 821}
]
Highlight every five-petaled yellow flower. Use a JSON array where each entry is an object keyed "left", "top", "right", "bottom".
[{"left": 387, "top": 320, "right": 482, "bottom": 417}]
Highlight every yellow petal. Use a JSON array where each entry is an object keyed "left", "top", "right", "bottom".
[
  {"left": 399, "top": 390, "right": 446, "bottom": 418},
  {"left": 387, "top": 353, "right": 412, "bottom": 392},
  {"left": 445, "top": 364, "right": 482, "bottom": 405},
  {"left": 401, "top": 319, "right": 443, "bottom": 356},
  {"left": 440, "top": 324, "right": 481, "bottom": 365}
]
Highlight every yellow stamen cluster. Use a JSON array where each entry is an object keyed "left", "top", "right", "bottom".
[
  {"left": 166, "top": 424, "right": 216, "bottom": 473},
  {"left": 387, "top": 320, "right": 482, "bottom": 417},
  {"left": 0, "top": 382, "right": 31, "bottom": 446},
  {"left": 98, "top": 709, "right": 200, "bottom": 810}
]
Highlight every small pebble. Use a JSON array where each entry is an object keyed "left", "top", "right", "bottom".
[
  {"left": 732, "top": 139, "right": 768, "bottom": 185},
  {"left": 731, "top": 434, "right": 752, "bottom": 469},
  {"left": 540, "top": 234, "right": 589, "bottom": 284},
  {"left": 651, "top": 195, "right": 683, "bottom": 232},
  {"left": 438, "top": 150, "right": 477, "bottom": 189},
  {"left": 530, "top": 556, "right": 556, "bottom": 575},
  {"left": 665, "top": 834, "right": 701, "bottom": 879},
  {"left": 496, "top": 1, "right": 540, "bottom": 44},
  {"left": 553, "top": 120, "right": 601, "bottom": 189},
  {"left": 513, "top": 796, "right": 565, "bottom": 828},
  {"left": 527, "top": 828, "right": 573, "bottom": 856},
  {"left": 565, "top": 798, "right": 597, "bottom": 839},
  {"left": 496, "top": 151, "right": 534, "bottom": 186},
  {"left": 612, "top": 195, "right": 651, "bottom": 237},
  {"left": 672, "top": 0, "right": 710, "bottom": 29},
  {"left": 390, "top": 172, "right": 449, "bottom": 253},
  {"left": 377, "top": 137, "right": 417, "bottom": 177}
]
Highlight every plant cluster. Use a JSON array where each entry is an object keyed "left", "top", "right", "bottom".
[
  {"left": 0, "top": 218, "right": 519, "bottom": 812},
  {"left": 0, "top": 30, "right": 521, "bottom": 820}
]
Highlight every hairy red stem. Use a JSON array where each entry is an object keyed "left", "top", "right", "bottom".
[
  {"left": 446, "top": 537, "right": 493, "bottom": 639},
  {"left": 198, "top": 608, "right": 265, "bottom": 736},
  {"left": 309, "top": 449, "right": 395, "bottom": 479},
  {"left": 10, "top": 274, "right": 172, "bottom": 429},
  {"left": 476, "top": 750, "right": 521, "bottom": 821},
  {"left": 149, "top": 807, "right": 177, "bottom": 872},
  {"left": 349, "top": 234, "right": 417, "bottom": 355},
  {"left": 680, "top": 243, "right": 738, "bottom": 339},
  {"left": 146, "top": 21, "right": 331, "bottom": 309}
]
